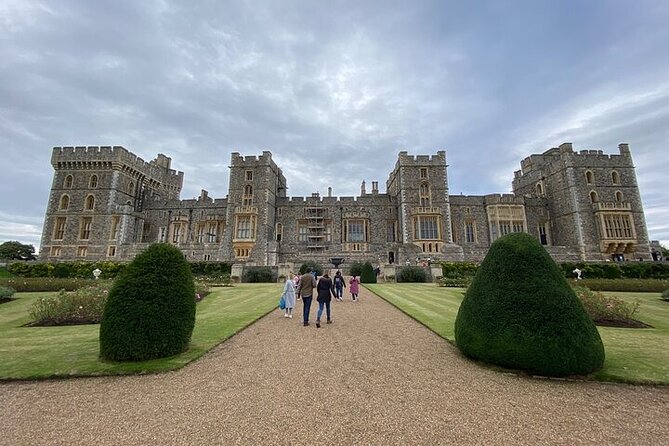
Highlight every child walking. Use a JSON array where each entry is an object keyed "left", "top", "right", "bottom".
[{"left": 349, "top": 275, "right": 360, "bottom": 302}]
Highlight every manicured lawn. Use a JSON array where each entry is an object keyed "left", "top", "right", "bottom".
[
  {"left": 0, "top": 284, "right": 282, "bottom": 380},
  {"left": 367, "top": 283, "right": 669, "bottom": 385}
]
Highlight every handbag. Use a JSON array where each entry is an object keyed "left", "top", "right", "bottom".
[{"left": 279, "top": 295, "right": 286, "bottom": 310}]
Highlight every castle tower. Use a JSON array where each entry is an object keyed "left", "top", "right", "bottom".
[
  {"left": 40, "top": 146, "right": 183, "bottom": 260},
  {"left": 512, "top": 142, "right": 651, "bottom": 261}
]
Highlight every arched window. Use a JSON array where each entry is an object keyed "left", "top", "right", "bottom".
[
  {"left": 585, "top": 171, "right": 594, "bottom": 185},
  {"left": 615, "top": 191, "right": 623, "bottom": 202},
  {"left": 536, "top": 183, "right": 544, "bottom": 195},
  {"left": 85, "top": 194, "right": 95, "bottom": 210},
  {"left": 243, "top": 185, "right": 253, "bottom": 206},
  {"left": 419, "top": 182, "right": 431, "bottom": 207},
  {"left": 590, "top": 191, "right": 598, "bottom": 203},
  {"left": 89, "top": 174, "right": 98, "bottom": 188},
  {"left": 59, "top": 195, "right": 70, "bottom": 210},
  {"left": 64, "top": 175, "right": 73, "bottom": 188},
  {"left": 127, "top": 181, "right": 134, "bottom": 195},
  {"left": 611, "top": 171, "right": 620, "bottom": 185}
]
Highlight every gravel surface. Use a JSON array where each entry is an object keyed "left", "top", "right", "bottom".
[{"left": 2, "top": 285, "right": 668, "bottom": 445}]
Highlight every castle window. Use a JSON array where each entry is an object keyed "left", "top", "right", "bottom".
[
  {"left": 53, "top": 217, "right": 66, "bottom": 240},
  {"left": 536, "top": 183, "right": 544, "bottom": 195},
  {"left": 206, "top": 221, "right": 218, "bottom": 243},
  {"left": 602, "top": 214, "right": 634, "bottom": 239},
  {"left": 59, "top": 195, "right": 70, "bottom": 210},
  {"left": 590, "top": 191, "right": 598, "bottom": 203},
  {"left": 172, "top": 222, "right": 186, "bottom": 243},
  {"left": 85, "top": 194, "right": 95, "bottom": 211},
  {"left": 585, "top": 171, "right": 594, "bottom": 185},
  {"left": 413, "top": 215, "right": 440, "bottom": 240},
  {"left": 77, "top": 246, "right": 88, "bottom": 257},
  {"left": 612, "top": 171, "right": 620, "bottom": 185},
  {"left": 64, "top": 175, "right": 73, "bottom": 188},
  {"left": 243, "top": 185, "right": 253, "bottom": 206},
  {"left": 487, "top": 204, "right": 526, "bottom": 241},
  {"left": 79, "top": 217, "right": 92, "bottom": 240},
  {"left": 276, "top": 223, "right": 283, "bottom": 242},
  {"left": 387, "top": 221, "right": 397, "bottom": 242},
  {"left": 419, "top": 182, "right": 431, "bottom": 207},
  {"left": 159, "top": 227, "right": 167, "bottom": 242},
  {"left": 420, "top": 168, "right": 428, "bottom": 179},
  {"left": 235, "top": 215, "right": 256, "bottom": 240},
  {"left": 246, "top": 170, "right": 253, "bottom": 181},
  {"left": 50, "top": 246, "right": 61, "bottom": 257},
  {"left": 298, "top": 222, "right": 308, "bottom": 242},
  {"left": 141, "top": 222, "right": 151, "bottom": 243},
  {"left": 110, "top": 216, "right": 120, "bottom": 240},
  {"left": 128, "top": 181, "right": 135, "bottom": 195},
  {"left": 538, "top": 223, "right": 549, "bottom": 245},
  {"left": 89, "top": 175, "right": 98, "bottom": 188},
  {"left": 615, "top": 191, "right": 623, "bottom": 202},
  {"left": 204, "top": 254, "right": 211, "bottom": 261},
  {"left": 465, "top": 221, "right": 476, "bottom": 243},
  {"left": 107, "top": 246, "right": 116, "bottom": 257},
  {"left": 345, "top": 219, "right": 367, "bottom": 242}
]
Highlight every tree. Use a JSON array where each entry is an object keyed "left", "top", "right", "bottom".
[
  {"left": 99, "top": 243, "right": 196, "bottom": 361},
  {"left": 0, "top": 241, "right": 36, "bottom": 260},
  {"left": 360, "top": 261, "right": 377, "bottom": 283},
  {"left": 454, "top": 232, "right": 605, "bottom": 377}
]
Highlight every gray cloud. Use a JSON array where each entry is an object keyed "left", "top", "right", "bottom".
[{"left": 1, "top": 0, "right": 668, "bottom": 248}]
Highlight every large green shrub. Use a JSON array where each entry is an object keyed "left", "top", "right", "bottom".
[
  {"left": 360, "top": 262, "right": 377, "bottom": 283},
  {"left": 0, "top": 285, "right": 16, "bottom": 300},
  {"left": 396, "top": 266, "right": 427, "bottom": 283},
  {"left": 348, "top": 262, "right": 363, "bottom": 277},
  {"left": 99, "top": 243, "right": 196, "bottom": 362},
  {"left": 298, "top": 261, "right": 323, "bottom": 276},
  {"left": 243, "top": 266, "right": 276, "bottom": 283},
  {"left": 454, "top": 233, "right": 605, "bottom": 377}
]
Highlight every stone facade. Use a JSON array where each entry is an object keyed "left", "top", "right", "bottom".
[{"left": 39, "top": 143, "right": 653, "bottom": 265}]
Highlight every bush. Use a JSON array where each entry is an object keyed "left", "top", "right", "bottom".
[
  {"left": 360, "top": 262, "right": 376, "bottom": 284},
  {"left": 298, "top": 261, "right": 323, "bottom": 276},
  {"left": 99, "top": 243, "right": 196, "bottom": 362},
  {"left": 0, "top": 277, "right": 102, "bottom": 292},
  {"left": 441, "top": 262, "right": 478, "bottom": 279},
  {"left": 7, "top": 261, "right": 127, "bottom": 279},
  {"left": 348, "top": 262, "right": 363, "bottom": 277},
  {"left": 454, "top": 232, "right": 605, "bottom": 377},
  {"left": 190, "top": 261, "right": 232, "bottom": 276},
  {"left": 571, "top": 285, "right": 640, "bottom": 323},
  {"left": 578, "top": 278, "right": 669, "bottom": 292},
  {"left": 243, "top": 266, "right": 276, "bottom": 283},
  {"left": 661, "top": 289, "right": 669, "bottom": 302},
  {"left": 0, "top": 285, "right": 16, "bottom": 300},
  {"left": 396, "top": 266, "right": 427, "bottom": 283},
  {"left": 30, "top": 284, "right": 110, "bottom": 325},
  {"left": 437, "top": 277, "right": 472, "bottom": 287}
]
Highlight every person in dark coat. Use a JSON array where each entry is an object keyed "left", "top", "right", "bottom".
[{"left": 315, "top": 273, "right": 335, "bottom": 328}]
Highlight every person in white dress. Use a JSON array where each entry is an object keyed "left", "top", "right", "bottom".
[{"left": 282, "top": 273, "right": 297, "bottom": 318}]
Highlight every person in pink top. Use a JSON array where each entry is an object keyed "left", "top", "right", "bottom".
[{"left": 349, "top": 275, "right": 360, "bottom": 301}]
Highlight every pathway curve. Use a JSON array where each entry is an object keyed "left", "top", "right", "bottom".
[{"left": 1, "top": 284, "right": 668, "bottom": 445}]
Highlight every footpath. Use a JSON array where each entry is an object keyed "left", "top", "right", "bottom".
[{"left": 1, "top": 285, "right": 668, "bottom": 445}]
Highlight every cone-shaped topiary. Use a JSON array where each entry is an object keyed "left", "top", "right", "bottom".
[
  {"left": 360, "top": 261, "right": 377, "bottom": 283},
  {"left": 100, "top": 243, "right": 196, "bottom": 361},
  {"left": 454, "top": 232, "right": 604, "bottom": 377}
]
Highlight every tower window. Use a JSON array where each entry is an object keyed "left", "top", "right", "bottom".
[
  {"left": 585, "top": 171, "right": 594, "bottom": 185},
  {"left": 64, "top": 175, "right": 73, "bottom": 188},
  {"left": 246, "top": 170, "right": 253, "bottom": 181},
  {"left": 89, "top": 175, "right": 98, "bottom": 188},
  {"left": 612, "top": 171, "right": 620, "bottom": 185},
  {"left": 59, "top": 195, "right": 70, "bottom": 210}
]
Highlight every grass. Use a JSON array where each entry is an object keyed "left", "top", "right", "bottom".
[
  {"left": 0, "top": 284, "right": 282, "bottom": 380},
  {"left": 366, "top": 283, "right": 669, "bottom": 385}
]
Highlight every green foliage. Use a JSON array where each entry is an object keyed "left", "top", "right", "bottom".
[
  {"left": 243, "top": 266, "right": 276, "bottom": 283},
  {"left": 360, "top": 261, "right": 376, "bottom": 283},
  {"left": 661, "top": 289, "right": 669, "bottom": 302},
  {"left": 99, "top": 243, "right": 196, "bottom": 362},
  {"left": 561, "top": 262, "right": 669, "bottom": 280},
  {"left": 454, "top": 232, "right": 605, "bottom": 377},
  {"left": 437, "top": 277, "right": 472, "bottom": 287},
  {"left": 578, "top": 278, "right": 669, "bottom": 292},
  {"left": 441, "top": 262, "right": 479, "bottom": 279},
  {"left": 30, "top": 284, "right": 110, "bottom": 325},
  {"left": 0, "top": 241, "right": 36, "bottom": 260},
  {"left": 0, "top": 285, "right": 16, "bottom": 300},
  {"left": 0, "top": 266, "right": 13, "bottom": 278},
  {"left": 571, "top": 285, "right": 641, "bottom": 323},
  {"left": 298, "top": 261, "right": 323, "bottom": 276},
  {"left": 348, "top": 262, "right": 363, "bottom": 277},
  {"left": 190, "top": 261, "right": 232, "bottom": 276},
  {"left": 0, "top": 277, "right": 102, "bottom": 292},
  {"left": 396, "top": 266, "right": 427, "bottom": 283},
  {"left": 7, "top": 261, "right": 127, "bottom": 279}
]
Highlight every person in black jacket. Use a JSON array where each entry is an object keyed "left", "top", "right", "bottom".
[{"left": 315, "top": 273, "right": 336, "bottom": 328}]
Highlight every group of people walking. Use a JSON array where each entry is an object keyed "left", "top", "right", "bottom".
[{"left": 280, "top": 268, "right": 360, "bottom": 328}]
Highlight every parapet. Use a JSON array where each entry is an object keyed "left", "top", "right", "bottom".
[{"left": 396, "top": 150, "right": 447, "bottom": 166}]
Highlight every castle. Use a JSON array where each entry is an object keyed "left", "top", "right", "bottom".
[{"left": 39, "top": 142, "right": 653, "bottom": 266}]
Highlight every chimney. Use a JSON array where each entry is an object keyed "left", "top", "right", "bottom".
[
  {"left": 372, "top": 181, "right": 378, "bottom": 194},
  {"left": 328, "top": 187, "right": 332, "bottom": 197},
  {"left": 361, "top": 180, "right": 366, "bottom": 195}
]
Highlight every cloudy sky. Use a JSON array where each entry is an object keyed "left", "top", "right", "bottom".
[{"left": 1, "top": 0, "right": 668, "bottom": 250}]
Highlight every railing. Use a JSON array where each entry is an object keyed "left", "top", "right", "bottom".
[{"left": 593, "top": 202, "right": 631, "bottom": 211}]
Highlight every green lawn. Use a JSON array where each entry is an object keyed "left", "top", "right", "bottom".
[
  {"left": 0, "top": 284, "right": 282, "bottom": 380},
  {"left": 366, "top": 283, "right": 669, "bottom": 385}
]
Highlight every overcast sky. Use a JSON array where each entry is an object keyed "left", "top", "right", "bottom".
[{"left": 1, "top": 0, "right": 668, "bottom": 250}]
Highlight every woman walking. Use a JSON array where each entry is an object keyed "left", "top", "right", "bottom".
[
  {"left": 349, "top": 275, "right": 360, "bottom": 302},
  {"left": 316, "top": 273, "right": 336, "bottom": 328},
  {"left": 333, "top": 270, "right": 346, "bottom": 301},
  {"left": 281, "top": 272, "right": 297, "bottom": 318}
]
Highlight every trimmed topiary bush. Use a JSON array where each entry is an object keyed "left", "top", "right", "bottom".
[
  {"left": 360, "top": 261, "right": 376, "bottom": 283},
  {"left": 454, "top": 232, "right": 605, "bottom": 377},
  {"left": 299, "top": 261, "right": 323, "bottom": 276},
  {"left": 99, "top": 243, "right": 196, "bottom": 362}
]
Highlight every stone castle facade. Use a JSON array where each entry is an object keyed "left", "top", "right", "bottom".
[{"left": 39, "top": 142, "right": 653, "bottom": 265}]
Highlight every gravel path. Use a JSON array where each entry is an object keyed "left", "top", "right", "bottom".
[{"left": 2, "top": 285, "right": 668, "bottom": 445}]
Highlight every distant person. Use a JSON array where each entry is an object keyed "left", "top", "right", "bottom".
[
  {"left": 333, "top": 270, "right": 346, "bottom": 301},
  {"left": 297, "top": 268, "right": 317, "bottom": 326},
  {"left": 281, "top": 272, "right": 297, "bottom": 319},
  {"left": 315, "top": 273, "right": 336, "bottom": 328},
  {"left": 349, "top": 275, "right": 360, "bottom": 302}
]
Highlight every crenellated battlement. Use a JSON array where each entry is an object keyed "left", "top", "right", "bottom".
[
  {"left": 518, "top": 142, "right": 633, "bottom": 175},
  {"left": 230, "top": 150, "right": 275, "bottom": 167},
  {"left": 396, "top": 150, "right": 446, "bottom": 167}
]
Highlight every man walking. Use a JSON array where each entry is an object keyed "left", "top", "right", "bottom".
[{"left": 297, "top": 268, "right": 317, "bottom": 326}]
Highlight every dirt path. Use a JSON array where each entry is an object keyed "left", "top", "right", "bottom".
[{"left": 1, "top": 285, "right": 668, "bottom": 445}]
